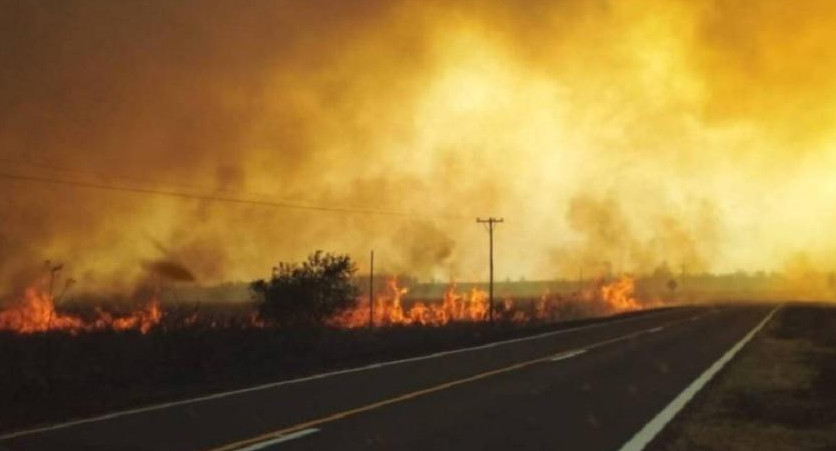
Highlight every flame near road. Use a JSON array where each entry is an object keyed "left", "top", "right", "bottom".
[
  {"left": 0, "top": 276, "right": 642, "bottom": 334},
  {"left": 598, "top": 276, "right": 641, "bottom": 312},
  {"left": 328, "top": 279, "right": 499, "bottom": 328},
  {"left": 0, "top": 280, "right": 161, "bottom": 334},
  {"left": 0, "top": 285, "right": 84, "bottom": 333},
  {"left": 329, "top": 276, "right": 642, "bottom": 328}
]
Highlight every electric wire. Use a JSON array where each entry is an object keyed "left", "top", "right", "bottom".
[{"left": 0, "top": 170, "right": 474, "bottom": 221}]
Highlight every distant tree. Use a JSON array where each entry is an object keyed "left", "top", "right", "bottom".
[{"left": 251, "top": 251, "right": 358, "bottom": 327}]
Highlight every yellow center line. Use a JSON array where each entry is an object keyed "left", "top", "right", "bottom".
[{"left": 206, "top": 313, "right": 709, "bottom": 451}]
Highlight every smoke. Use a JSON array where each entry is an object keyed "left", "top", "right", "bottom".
[
  {"left": 143, "top": 260, "right": 195, "bottom": 283},
  {"left": 2, "top": 0, "right": 836, "bottom": 297},
  {"left": 551, "top": 192, "right": 722, "bottom": 277},
  {"left": 388, "top": 221, "right": 456, "bottom": 279}
]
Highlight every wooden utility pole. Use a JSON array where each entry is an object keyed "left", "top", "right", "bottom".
[
  {"left": 44, "top": 261, "right": 62, "bottom": 393},
  {"left": 369, "top": 250, "right": 374, "bottom": 328},
  {"left": 476, "top": 217, "right": 503, "bottom": 322}
]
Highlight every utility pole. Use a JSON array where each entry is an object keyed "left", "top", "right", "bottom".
[
  {"left": 476, "top": 217, "right": 503, "bottom": 322},
  {"left": 369, "top": 250, "right": 374, "bottom": 328},
  {"left": 45, "top": 261, "right": 63, "bottom": 329},
  {"left": 44, "top": 261, "right": 62, "bottom": 393}
]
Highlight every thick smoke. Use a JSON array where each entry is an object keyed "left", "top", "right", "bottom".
[{"left": 2, "top": 0, "right": 836, "bottom": 298}]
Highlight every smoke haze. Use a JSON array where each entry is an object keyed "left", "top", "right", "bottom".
[{"left": 2, "top": 0, "right": 836, "bottom": 295}]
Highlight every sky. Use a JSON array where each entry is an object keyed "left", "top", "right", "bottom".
[{"left": 1, "top": 0, "right": 836, "bottom": 295}]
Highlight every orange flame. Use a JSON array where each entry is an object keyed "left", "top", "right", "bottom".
[
  {"left": 0, "top": 282, "right": 162, "bottom": 334},
  {"left": 1, "top": 276, "right": 644, "bottom": 334},
  {"left": 329, "top": 278, "right": 536, "bottom": 328},
  {"left": 0, "top": 285, "right": 84, "bottom": 333},
  {"left": 92, "top": 299, "right": 162, "bottom": 333},
  {"left": 600, "top": 276, "right": 641, "bottom": 312}
]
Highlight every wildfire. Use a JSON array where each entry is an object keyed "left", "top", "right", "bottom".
[
  {"left": 0, "top": 282, "right": 162, "bottom": 334},
  {"left": 329, "top": 277, "right": 644, "bottom": 329},
  {"left": 0, "top": 285, "right": 83, "bottom": 333},
  {"left": 599, "top": 276, "right": 641, "bottom": 312},
  {"left": 92, "top": 299, "right": 162, "bottom": 334},
  {"left": 330, "top": 278, "right": 543, "bottom": 328},
  {"left": 0, "top": 276, "right": 644, "bottom": 334}
]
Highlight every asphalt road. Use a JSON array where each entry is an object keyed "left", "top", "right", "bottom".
[{"left": 0, "top": 304, "right": 776, "bottom": 451}]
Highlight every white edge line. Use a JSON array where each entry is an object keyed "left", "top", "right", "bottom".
[
  {"left": 235, "top": 428, "right": 320, "bottom": 451},
  {"left": 618, "top": 304, "right": 782, "bottom": 451},
  {"left": 0, "top": 307, "right": 683, "bottom": 441},
  {"left": 550, "top": 348, "right": 588, "bottom": 362}
]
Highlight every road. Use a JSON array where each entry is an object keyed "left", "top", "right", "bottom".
[{"left": 0, "top": 304, "right": 777, "bottom": 451}]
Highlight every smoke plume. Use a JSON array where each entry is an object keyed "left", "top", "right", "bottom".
[{"left": 2, "top": 0, "right": 836, "bottom": 296}]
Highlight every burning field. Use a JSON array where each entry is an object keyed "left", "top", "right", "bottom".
[
  {"left": 2, "top": 0, "right": 836, "bottom": 443},
  {"left": 0, "top": 276, "right": 643, "bottom": 335},
  {"left": 329, "top": 276, "right": 643, "bottom": 328},
  {"left": 0, "top": 281, "right": 162, "bottom": 334}
]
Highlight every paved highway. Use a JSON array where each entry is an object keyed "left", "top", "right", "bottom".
[{"left": 0, "top": 304, "right": 777, "bottom": 451}]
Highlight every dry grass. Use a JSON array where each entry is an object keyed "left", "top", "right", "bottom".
[{"left": 655, "top": 304, "right": 836, "bottom": 450}]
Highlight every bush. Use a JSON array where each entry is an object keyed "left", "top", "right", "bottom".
[{"left": 251, "top": 251, "right": 358, "bottom": 327}]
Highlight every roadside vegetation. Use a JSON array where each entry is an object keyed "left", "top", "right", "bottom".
[
  {"left": 652, "top": 304, "right": 836, "bottom": 450},
  {"left": 252, "top": 251, "right": 359, "bottom": 327}
]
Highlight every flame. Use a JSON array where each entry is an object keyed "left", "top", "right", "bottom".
[
  {"left": 599, "top": 276, "right": 641, "bottom": 312},
  {"left": 0, "top": 282, "right": 162, "bottom": 334},
  {"left": 0, "top": 277, "right": 644, "bottom": 334},
  {"left": 329, "top": 277, "right": 644, "bottom": 329},
  {"left": 93, "top": 299, "right": 162, "bottom": 333},
  {"left": 0, "top": 285, "right": 84, "bottom": 333},
  {"left": 535, "top": 291, "right": 556, "bottom": 320},
  {"left": 330, "top": 278, "right": 538, "bottom": 328}
]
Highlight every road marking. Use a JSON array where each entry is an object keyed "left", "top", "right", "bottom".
[
  {"left": 207, "top": 314, "right": 707, "bottom": 451},
  {"left": 235, "top": 429, "right": 320, "bottom": 450},
  {"left": 0, "top": 307, "right": 684, "bottom": 441},
  {"left": 550, "top": 349, "right": 587, "bottom": 361},
  {"left": 647, "top": 326, "right": 664, "bottom": 333},
  {"left": 618, "top": 304, "right": 782, "bottom": 451}
]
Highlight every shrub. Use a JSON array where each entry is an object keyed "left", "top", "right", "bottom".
[{"left": 251, "top": 251, "right": 358, "bottom": 327}]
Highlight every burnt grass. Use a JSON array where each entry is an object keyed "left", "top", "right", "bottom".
[
  {"left": 651, "top": 303, "right": 836, "bottom": 450},
  {"left": 0, "top": 305, "right": 664, "bottom": 434}
]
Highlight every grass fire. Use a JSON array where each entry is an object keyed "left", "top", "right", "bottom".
[
  {"left": 0, "top": 254, "right": 643, "bottom": 335},
  {"left": 0, "top": 280, "right": 162, "bottom": 334},
  {"left": 3, "top": 0, "right": 836, "bottom": 448}
]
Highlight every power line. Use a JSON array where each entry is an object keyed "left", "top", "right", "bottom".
[
  {"left": 0, "top": 157, "right": 330, "bottom": 206},
  {"left": 0, "top": 158, "right": 473, "bottom": 220},
  {"left": 0, "top": 171, "right": 472, "bottom": 221}
]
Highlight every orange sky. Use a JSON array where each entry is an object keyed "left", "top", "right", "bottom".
[{"left": 1, "top": 0, "right": 836, "bottom": 294}]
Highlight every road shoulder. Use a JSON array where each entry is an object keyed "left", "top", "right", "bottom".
[{"left": 649, "top": 303, "right": 836, "bottom": 450}]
